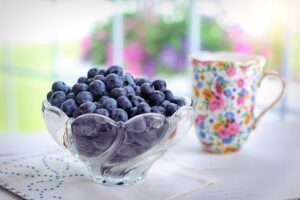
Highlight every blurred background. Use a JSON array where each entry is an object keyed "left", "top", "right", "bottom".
[{"left": 0, "top": 0, "right": 299, "bottom": 134}]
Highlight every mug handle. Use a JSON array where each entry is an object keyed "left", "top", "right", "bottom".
[{"left": 253, "top": 72, "right": 286, "bottom": 129}]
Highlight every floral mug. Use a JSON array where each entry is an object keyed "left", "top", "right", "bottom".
[{"left": 190, "top": 52, "right": 285, "bottom": 154}]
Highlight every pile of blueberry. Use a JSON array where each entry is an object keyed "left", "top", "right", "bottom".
[{"left": 46, "top": 65, "right": 185, "bottom": 122}]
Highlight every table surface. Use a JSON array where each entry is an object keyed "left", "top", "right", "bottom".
[{"left": 0, "top": 122, "right": 300, "bottom": 200}]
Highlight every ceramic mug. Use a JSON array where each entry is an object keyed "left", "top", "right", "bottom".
[{"left": 190, "top": 52, "right": 285, "bottom": 154}]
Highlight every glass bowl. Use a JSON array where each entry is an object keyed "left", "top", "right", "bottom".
[{"left": 42, "top": 97, "right": 193, "bottom": 186}]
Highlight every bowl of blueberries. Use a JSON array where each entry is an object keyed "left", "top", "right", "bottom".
[{"left": 42, "top": 65, "right": 193, "bottom": 186}]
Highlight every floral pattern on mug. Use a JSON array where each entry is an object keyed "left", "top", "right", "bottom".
[{"left": 192, "top": 58, "right": 263, "bottom": 154}]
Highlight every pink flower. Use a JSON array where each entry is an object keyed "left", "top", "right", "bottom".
[
  {"left": 237, "top": 79, "right": 245, "bottom": 88},
  {"left": 215, "top": 83, "right": 223, "bottom": 94},
  {"left": 192, "top": 59, "right": 200, "bottom": 66},
  {"left": 228, "top": 26, "right": 253, "bottom": 54},
  {"left": 209, "top": 96, "right": 225, "bottom": 112},
  {"left": 195, "top": 114, "right": 206, "bottom": 123},
  {"left": 227, "top": 122, "right": 240, "bottom": 135},
  {"left": 124, "top": 42, "right": 146, "bottom": 75},
  {"left": 250, "top": 104, "right": 255, "bottom": 113},
  {"left": 125, "top": 19, "right": 136, "bottom": 29},
  {"left": 94, "top": 31, "right": 108, "bottom": 41},
  {"left": 261, "top": 47, "right": 271, "bottom": 58},
  {"left": 237, "top": 96, "right": 245, "bottom": 105},
  {"left": 226, "top": 66, "right": 237, "bottom": 77},
  {"left": 217, "top": 127, "right": 231, "bottom": 138},
  {"left": 241, "top": 66, "right": 249, "bottom": 74},
  {"left": 200, "top": 61, "right": 212, "bottom": 66},
  {"left": 106, "top": 42, "right": 145, "bottom": 75},
  {"left": 81, "top": 37, "right": 91, "bottom": 50},
  {"left": 106, "top": 44, "right": 113, "bottom": 66},
  {"left": 217, "top": 122, "right": 240, "bottom": 138}
]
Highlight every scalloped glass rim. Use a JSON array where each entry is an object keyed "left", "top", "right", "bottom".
[
  {"left": 42, "top": 96, "right": 193, "bottom": 124},
  {"left": 42, "top": 96, "right": 193, "bottom": 149}
]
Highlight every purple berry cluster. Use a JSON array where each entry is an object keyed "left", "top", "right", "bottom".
[{"left": 46, "top": 66, "right": 185, "bottom": 122}]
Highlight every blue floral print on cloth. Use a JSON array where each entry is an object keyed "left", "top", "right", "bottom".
[
  {"left": 0, "top": 150, "right": 89, "bottom": 200},
  {"left": 0, "top": 150, "right": 218, "bottom": 200}
]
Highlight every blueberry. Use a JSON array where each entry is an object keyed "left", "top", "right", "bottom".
[
  {"left": 72, "top": 115, "right": 117, "bottom": 157},
  {"left": 95, "top": 108, "right": 110, "bottom": 117},
  {"left": 133, "top": 85, "right": 141, "bottom": 96},
  {"left": 67, "top": 86, "right": 72, "bottom": 94},
  {"left": 166, "top": 103, "right": 178, "bottom": 116},
  {"left": 128, "top": 107, "right": 137, "bottom": 118},
  {"left": 94, "top": 75, "right": 105, "bottom": 82},
  {"left": 87, "top": 78, "right": 94, "bottom": 86},
  {"left": 127, "top": 94, "right": 135, "bottom": 102},
  {"left": 124, "top": 86, "right": 135, "bottom": 96},
  {"left": 79, "top": 101, "right": 96, "bottom": 114},
  {"left": 110, "top": 87, "right": 127, "bottom": 99},
  {"left": 141, "top": 83, "right": 155, "bottom": 98},
  {"left": 61, "top": 99, "right": 77, "bottom": 117},
  {"left": 171, "top": 97, "right": 185, "bottom": 107},
  {"left": 77, "top": 77, "right": 88, "bottom": 84},
  {"left": 151, "top": 106, "right": 166, "bottom": 115},
  {"left": 87, "top": 68, "right": 99, "bottom": 78},
  {"left": 152, "top": 79, "right": 166, "bottom": 91},
  {"left": 76, "top": 91, "right": 93, "bottom": 105},
  {"left": 148, "top": 90, "right": 165, "bottom": 106},
  {"left": 131, "top": 96, "right": 145, "bottom": 107},
  {"left": 137, "top": 102, "right": 151, "bottom": 114},
  {"left": 164, "top": 89, "right": 174, "bottom": 101},
  {"left": 99, "top": 96, "right": 110, "bottom": 104},
  {"left": 110, "top": 108, "right": 128, "bottom": 122},
  {"left": 110, "top": 145, "right": 145, "bottom": 163},
  {"left": 103, "top": 91, "right": 109, "bottom": 96},
  {"left": 73, "top": 136, "right": 98, "bottom": 157},
  {"left": 102, "top": 98, "right": 117, "bottom": 112},
  {"left": 96, "top": 69, "right": 106, "bottom": 76},
  {"left": 47, "top": 91, "right": 53, "bottom": 101},
  {"left": 105, "top": 74, "right": 123, "bottom": 91},
  {"left": 50, "top": 91, "right": 66, "bottom": 108},
  {"left": 94, "top": 102, "right": 102, "bottom": 109},
  {"left": 67, "top": 92, "right": 75, "bottom": 100},
  {"left": 117, "top": 96, "right": 132, "bottom": 110},
  {"left": 73, "top": 108, "right": 81, "bottom": 118},
  {"left": 135, "top": 78, "right": 150, "bottom": 86},
  {"left": 72, "top": 83, "right": 88, "bottom": 95},
  {"left": 106, "top": 65, "right": 123, "bottom": 76},
  {"left": 72, "top": 115, "right": 114, "bottom": 138},
  {"left": 125, "top": 116, "right": 168, "bottom": 154},
  {"left": 52, "top": 81, "right": 68, "bottom": 93},
  {"left": 88, "top": 80, "right": 106, "bottom": 98},
  {"left": 161, "top": 100, "right": 170, "bottom": 109},
  {"left": 121, "top": 73, "right": 135, "bottom": 86}
]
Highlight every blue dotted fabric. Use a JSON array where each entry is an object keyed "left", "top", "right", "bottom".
[
  {"left": 0, "top": 150, "right": 217, "bottom": 200},
  {"left": 0, "top": 150, "right": 89, "bottom": 200}
]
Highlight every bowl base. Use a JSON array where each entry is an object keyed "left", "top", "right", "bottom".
[{"left": 92, "top": 174, "right": 146, "bottom": 186}]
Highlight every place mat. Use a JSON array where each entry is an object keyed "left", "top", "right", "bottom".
[{"left": 0, "top": 150, "right": 218, "bottom": 200}]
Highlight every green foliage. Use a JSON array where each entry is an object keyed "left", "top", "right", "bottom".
[
  {"left": 88, "top": 12, "right": 230, "bottom": 75},
  {"left": 144, "top": 19, "right": 187, "bottom": 58},
  {"left": 201, "top": 17, "right": 231, "bottom": 51}
]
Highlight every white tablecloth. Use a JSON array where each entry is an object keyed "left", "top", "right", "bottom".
[{"left": 1, "top": 122, "right": 300, "bottom": 200}]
